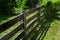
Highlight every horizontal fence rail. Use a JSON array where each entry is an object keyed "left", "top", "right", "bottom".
[
  {"left": 0, "top": 13, "right": 24, "bottom": 33},
  {"left": 0, "top": 5, "right": 45, "bottom": 40}
]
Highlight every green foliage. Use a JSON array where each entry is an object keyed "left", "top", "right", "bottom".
[
  {"left": 15, "top": 0, "right": 27, "bottom": 13},
  {"left": 0, "top": 0, "right": 17, "bottom": 15},
  {"left": 0, "top": 0, "right": 27, "bottom": 15},
  {"left": 25, "top": 0, "right": 40, "bottom": 8}
]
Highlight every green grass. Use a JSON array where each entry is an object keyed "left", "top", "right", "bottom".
[{"left": 44, "top": 20, "right": 60, "bottom": 40}]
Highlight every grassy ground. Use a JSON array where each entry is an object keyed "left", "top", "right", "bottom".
[{"left": 44, "top": 20, "right": 60, "bottom": 40}]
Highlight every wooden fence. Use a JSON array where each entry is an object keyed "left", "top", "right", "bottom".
[{"left": 0, "top": 6, "right": 44, "bottom": 40}]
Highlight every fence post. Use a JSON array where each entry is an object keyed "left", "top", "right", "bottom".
[
  {"left": 37, "top": 8, "right": 41, "bottom": 27},
  {"left": 20, "top": 9, "right": 27, "bottom": 40}
]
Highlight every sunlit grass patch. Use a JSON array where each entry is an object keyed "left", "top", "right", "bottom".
[{"left": 44, "top": 20, "right": 60, "bottom": 40}]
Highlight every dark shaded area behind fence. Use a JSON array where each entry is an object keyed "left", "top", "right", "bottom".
[{"left": 0, "top": 0, "right": 17, "bottom": 15}]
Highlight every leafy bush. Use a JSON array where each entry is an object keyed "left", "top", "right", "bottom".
[
  {"left": 0, "top": 0, "right": 17, "bottom": 15},
  {"left": 25, "top": 0, "right": 39, "bottom": 8},
  {"left": 0, "top": 0, "right": 27, "bottom": 15}
]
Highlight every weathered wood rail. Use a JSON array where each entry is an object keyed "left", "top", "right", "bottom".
[{"left": 0, "top": 6, "right": 44, "bottom": 40}]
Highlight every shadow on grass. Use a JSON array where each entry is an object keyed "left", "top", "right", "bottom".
[{"left": 27, "top": 1, "right": 60, "bottom": 40}]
